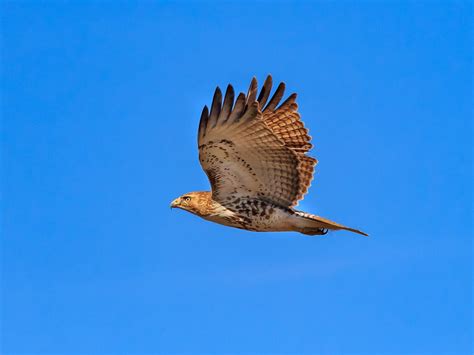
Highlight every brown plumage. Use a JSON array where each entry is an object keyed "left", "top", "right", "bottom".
[{"left": 171, "top": 76, "right": 368, "bottom": 236}]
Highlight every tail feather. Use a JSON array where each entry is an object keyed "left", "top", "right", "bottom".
[{"left": 293, "top": 211, "right": 368, "bottom": 236}]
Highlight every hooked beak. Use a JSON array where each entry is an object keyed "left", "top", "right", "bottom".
[{"left": 170, "top": 198, "right": 180, "bottom": 209}]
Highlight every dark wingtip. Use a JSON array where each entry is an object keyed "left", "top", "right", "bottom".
[
  {"left": 220, "top": 84, "right": 235, "bottom": 122},
  {"left": 265, "top": 81, "right": 286, "bottom": 111},
  {"left": 198, "top": 105, "right": 209, "bottom": 139},
  {"left": 200, "top": 105, "right": 209, "bottom": 122},
  {"left": 246, "top": 77, "right": 258, "bottom": 104},
  {"left": 208, "top": 86, "right": 222, "bottom": 126},
  {"left": 279, "top": 92, "right": 298, "bottom": 109},
  {"left": 258, "top": 75, "right": 273, "bottom": 108},
  {"left": 276, "top": 81, "right": 286, "bottom": 93}
]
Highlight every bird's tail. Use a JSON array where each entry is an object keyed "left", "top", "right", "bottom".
[{"left": 292, "top": 211, "right": 368, "bottom": 236}]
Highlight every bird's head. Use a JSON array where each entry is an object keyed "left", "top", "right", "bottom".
[{"left": 170, "top": 191, "right": 212, "bottom": 216}]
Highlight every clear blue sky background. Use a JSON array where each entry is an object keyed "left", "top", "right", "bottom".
[{"left": 2, "top": 1, "right": 472, "bottom": 354}]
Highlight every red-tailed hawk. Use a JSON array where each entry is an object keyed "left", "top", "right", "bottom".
[{"left": 171, "top": 76, "right": 367, "bottom": 236}]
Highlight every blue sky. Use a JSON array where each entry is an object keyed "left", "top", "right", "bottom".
[{"left": 1, "top": 1, "right": 472, "bottom": 354}]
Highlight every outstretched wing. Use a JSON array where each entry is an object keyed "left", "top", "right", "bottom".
[
  {"left": 258, "top": 76, "right": 316, "bottom": 204},
  {"left": 197, "top": 76, "right": 317, "bottom": 208}
]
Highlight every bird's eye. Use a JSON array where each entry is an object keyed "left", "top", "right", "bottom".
[{"left": 183, "top": 196, "right": 191, "bottom": 202}]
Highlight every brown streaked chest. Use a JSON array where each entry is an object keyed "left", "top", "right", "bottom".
[{"left": 223, "top": 198, "right": 293, "bottom": 231}]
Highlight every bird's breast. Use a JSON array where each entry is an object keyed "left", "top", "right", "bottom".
[{"left": 203, "top": 199, "right": 293, "bottom": 232}]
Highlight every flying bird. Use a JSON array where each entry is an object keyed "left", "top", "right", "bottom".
[{"left": 170, "top": 76, "right": 367, "bottom": 236}]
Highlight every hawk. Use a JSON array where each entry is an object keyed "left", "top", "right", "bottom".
[{"left": 171, "top": 76, "right": 367, "bottom": 236}]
